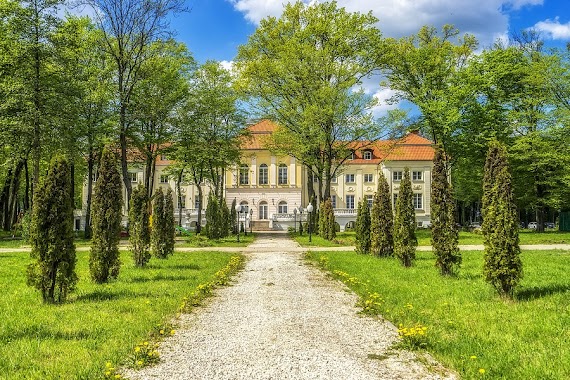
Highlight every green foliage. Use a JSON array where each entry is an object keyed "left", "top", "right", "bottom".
[
  {"left": 151, "top": 187, "right": 172, "bottom": 259},
  {"left": 431, "top": 146, "right": 461, "bottom": 275},
  {"left": 318, "top": 199, "right": 336, "bottom": 240},
  {"left": 235, "top": 1, "right": 387, "bottom": 201},
  {"left": 230, "top": 198, "right": 238, "bottom": 234},
  {"left": 163, "top": 188, "right": 176, "bottom": 256},
  {"left": 482, "top": 141, "right": 522, "bottom": 298},
  {"left": 89, "top": 147, "right": 122, "bottom": 283},
  {"left": 370, "top": 171, "right": 394, "bottom": 257},
  {"left": 220, "top": 198, "right": 231, "bottom": 238},
  {"left": 355, "top": 199, "right": 371, "bottom": 255},
  {"left": 393, "top": 168, "right": 417, "bottom": 267},
  {"left": 129, "top": 184, "right": 151, "bottom": 267},
  {"left": 205, "top": 193, "right": 222, "bottom": 239},
  {"left": 27, "top": 156, "right": 77, "bottom": 303}
]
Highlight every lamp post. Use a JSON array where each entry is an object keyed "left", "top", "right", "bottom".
[
  {"left": 293, "top": 208, "right": 297, "bottom": 233},
  {"left": 306, "top": 203, "right": 313, "bottom": 242},
  {"left": 298, "top": 206, "right": 303, "bottom": 236},
  {"left": 249, "top": 209, "right": 253, "bottom": 235},
  {"left": 235, "top": 204, "right": 241, "bottom": 242}
]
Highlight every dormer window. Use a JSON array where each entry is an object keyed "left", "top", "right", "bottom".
[
  {"left": 350, "top": 151, "right": 355, "bottom": 160},
  {"left": 363, "top": 150, "right": 373, "bottom": 160}
]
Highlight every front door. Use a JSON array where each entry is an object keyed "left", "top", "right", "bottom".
[{"left": 259, "top": 202, "right": 268, "bottom": 220}]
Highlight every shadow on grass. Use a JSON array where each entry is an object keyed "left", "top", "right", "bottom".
[
  {"left": 145, "top": 264, "right": 201, "bottom": 270},
  {"left": 75, "top": 289, "right": 138, "bottom": 302},
  {"left": 516, "top": 284, "right": 570, "bottom": 301},
  {"left": 1, "top": 325, "right": 96, "bottom": 341},
  {"left": 129, "top": 274, "right": 191, "bottom": 283}
]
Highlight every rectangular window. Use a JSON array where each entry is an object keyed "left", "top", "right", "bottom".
[
  {"left": 194, "top": 197, "right": 200, "bottom": 209},
  {"left": 346, "top": 195, "right": 355, "bottom": 209},
  {"left": 393, "top": 171, "right": 403, "bottom": 181},
  {"left": 331, "top": 195, "right": 336, "bottom": 209},
  {"left": 160, "top": 174, "right": 169, "bottom": 183},
  {"left": 366, "top": 195, "right": 373, "bottom": 209},
  {"left": 364, "top": 174, "right": 373, "bottom": 183},
  {"left": 129, "top": 172, "right": 138, "bottom": 183},
  {"left": 259, "top": 165, "right": 268, "bottom": 185},
  {"left": 278, "top": 202, "right": 288, "bottom": 214},
  {"left": 239, "top": 166, "right": 249, "bottom": 185},
  {"left": 160, "top": 154, "right": 168, "bottom": 161},
  {"left": 412, "top": 171, "right": 423, "bottom": 181},
  {"left": 278, "top": 165, "right": 288, "bottom": 185},
  {"left": 178, "top": 195, "right": 186, "bottom": 209},
  {"left": 345, "top": 174, "right": 355, "bottom": 183},
  {"left": 331, "top": 176, "right": 337, "bottom": 183},
  {"left": 413, "top": 193, "right": 423, "bottom": 209}
]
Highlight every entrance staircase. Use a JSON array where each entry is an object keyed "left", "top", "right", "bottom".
[{"left": 251, "top": 220, "right": 273, "bottom": 231}]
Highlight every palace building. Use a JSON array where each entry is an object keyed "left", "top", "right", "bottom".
[{"left": 78, "top": 120, "right": 435, "bottom": 232}]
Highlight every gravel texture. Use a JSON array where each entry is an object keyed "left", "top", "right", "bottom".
[{"left": 125, "top": 233, "right": 455, "bottom": 380}]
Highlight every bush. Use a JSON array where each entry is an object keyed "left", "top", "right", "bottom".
[
  {"left": 90, "top": 147, "right": 123, "bottom": 283},
  {"left": 370, "top": 171, "right": 393, "bottom": 257},
  {"left": 27, "top": 156, "right": 78, "bottom": 303},
  {"left": 393, "top": 167, "right": 417, "bottom": 267},
  {"left": 355, "top": 199, "right": 371, "bottom": 254},
  {"left": 129, "top": 184, "right": 151, "bottom": 267}
]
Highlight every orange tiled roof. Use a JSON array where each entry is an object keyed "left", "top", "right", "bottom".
[{"left": 242, "top": 120, "right": 434, "bottom": 162}]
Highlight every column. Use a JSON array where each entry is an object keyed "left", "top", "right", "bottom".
[
  {"left": 251, "top": 156, "right": 257, "bottom": 187},
  {"left": 270, "top": 156, "right": 276, "bottom": 187},
  {"left": 289, "top": 157, "right": 296, "bottom": 187}
]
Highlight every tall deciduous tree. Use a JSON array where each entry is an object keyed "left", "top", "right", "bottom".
[
  {"left": 431, "top": 146, "right": 461, "bottom": 275},
  {"left": 27, "top": 156, "right": 77, "bottom": 303},
  {"left": 355, "top": 199, "right": 371, "bottom": 255},
  {"left": 89, "top": 147, "right": 122, "bottom": 283},
  {"left": 83, "top": 0, "right": 186, "bottom": 205},
  {"left": 370, "top": 171, "right": 393, "bottom": 257},
  {"left": 171, "top": 61, "right": 245, "bottom": 234},
  {"left": 235, "top": 1, "right": 390, "bottom": 203},
  {"left": 393, "top": 168, "right": 417, "bottom": 267},
  {"left": 383, "top": 25, "right": 476, "bottom": 149},
  {"left": 482, "top": 141, "right": 522, "bottom": 298},
  {"left": 129, "top": 184, "right": 150, "bottom": 266}
]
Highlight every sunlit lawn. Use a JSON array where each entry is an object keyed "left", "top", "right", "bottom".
[
  {"left": 178, "top": 232, "right": 255, "bottom": 247},
  {"left": 307, "top": 249, "right": 570, "bottom": 379},
  {"left": 0, "top": 249, "right": 238, "bottom": 379},
  {"left": 292, "top": 229, "right": 570, "bottom": 247}
]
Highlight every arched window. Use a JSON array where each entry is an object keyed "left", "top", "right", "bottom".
[
  {"left": 259, "top": 163, "right": 268, "bottom": 185},
  {"left": 363, "top": 150, "right": 373, "bottom": 160},
  {"left": 240, "top": 201, "right": 249, "bottom": 213},
  {"left": 278, "top": 201, "right": 288, "bottom": 214},
  {"left": 278, "top": 164, "right": 288, "bottom": 185},
  {"left": 239, "top": 164, "right": 249, "bottom": 185}
]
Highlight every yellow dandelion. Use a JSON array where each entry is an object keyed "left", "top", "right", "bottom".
[
  {"left": 106, "top": 362, "right": 112, "bottom": 368},
  {"left": 105, "top": 371, "right": 111, "bottom": 377},
  {"left": 470, "top": 355, "right": 477, "bottom": 360},
  {"left": 135, "top": 347, "right": 141, "bottom": 353},
  {"left": 159, "top": 329, "right": 164, "bottom": 335},
  {"left": 145, "top": 300, "right": 150, "bottom": 304},
  {"left": 137, "top": 360, "right": 143, "bottom": 366},
  {"left": 114, "top": 375, "right": 121, "bottom": 379},
  {"left": 143, "top": 341, "right": 149, "bottom": 346},
  {"left": 170, "top": 329, "right": 176, "bottom": 335},
  {"left": 479, "top": 368, "right": 485, "bottom": 374}
]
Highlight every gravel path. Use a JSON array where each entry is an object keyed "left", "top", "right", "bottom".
[{"left": 125, "top": 233, "right": 454, "bottom": 380}]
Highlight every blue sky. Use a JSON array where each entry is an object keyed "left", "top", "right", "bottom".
[{"left": 172, "top": 0, "right": 570, "bottom": 64}]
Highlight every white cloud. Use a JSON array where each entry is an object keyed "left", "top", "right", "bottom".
[
  {"left": 228, "top": 0, "right": 544, "bottom": 48},
  {"left": 533, "top": 17, "right": 570, "bottom": 40},
  {"left": 220, "top": 60, "right": 235, "bottom": 72},
  {"left": 371, "top": 88, "right": 400, "bottom": 117}
]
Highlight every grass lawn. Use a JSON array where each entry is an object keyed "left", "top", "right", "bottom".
[
  {"left": 292, "top": 229, "right": 570, "bottom": 247},
  {"left": 306, "top": 249, "right": 570, "bottom": 379},
  {"left": 179, "top": 232, "right": 256, "bottom": 247},
  {"left": 0, "top": 249, "right": 241, "bottom": 379}
]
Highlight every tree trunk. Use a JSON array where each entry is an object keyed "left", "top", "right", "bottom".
[
  {"left": 24, "top": 159, "right": 30, "bottom": 211},
  {"left": 0, "top": 168, "right": 13, "bottom": 230},
  {"left": 84, "top": 151, "right": 95, "bottom": 239},
  {"left": 177, "top": 170, "right": 184, "bottom": 227},
  {"left": 7, "top": 160, "right": 24, "bottom": 230},
  {"left": 196, "top": 185, "right": 203, "bottom": 234}
]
